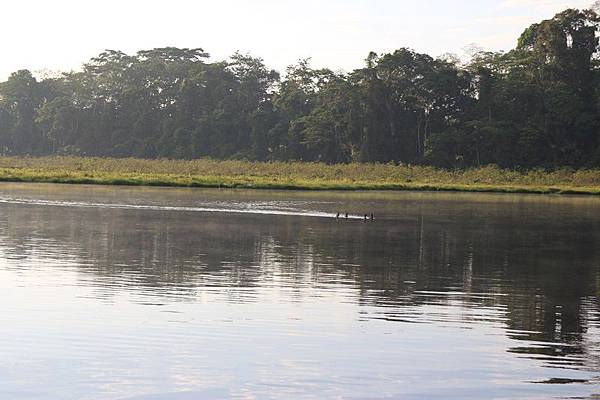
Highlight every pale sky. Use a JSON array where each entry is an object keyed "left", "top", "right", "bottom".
[{"left": 0, "top": 0, "right": 593, "bottom": 79}]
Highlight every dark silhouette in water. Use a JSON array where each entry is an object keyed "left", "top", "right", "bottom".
[
  {"left": 370, "top": 213, "right": 374, "bottom": 221},
  {"left": 345, "top": 213, "right": 349, "bottom": 220}
]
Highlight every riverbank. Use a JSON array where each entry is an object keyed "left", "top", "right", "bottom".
[{"left": 0, "top": 156, "right": 599, "bottom": 195}]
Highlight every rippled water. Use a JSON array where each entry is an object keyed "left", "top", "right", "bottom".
[{"left": 0, "top": 183, "right": 598, "bottom": 399}]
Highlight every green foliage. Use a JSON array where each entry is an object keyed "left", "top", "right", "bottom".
[{"left": 0, "top": 8, "right": 599, "bottom": 168}]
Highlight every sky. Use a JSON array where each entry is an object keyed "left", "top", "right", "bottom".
[{"left": 0, "top": 0, "right": 594, "bottom": 79}]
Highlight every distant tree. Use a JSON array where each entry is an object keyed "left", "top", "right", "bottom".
[
  {"left": 0, "top": 70, "right": 46, "bottom": 154},
  {"left": 0, "top": 8, "right": 599, "bottom": 168}
]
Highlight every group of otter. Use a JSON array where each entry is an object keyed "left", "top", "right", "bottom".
[{"left": 335, "top": 212, "right": 374, "bottom": 222}]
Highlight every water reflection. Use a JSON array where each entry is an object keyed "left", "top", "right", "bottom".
[{"left": 0, "top": 183, "right": 598, "bottom": 399}]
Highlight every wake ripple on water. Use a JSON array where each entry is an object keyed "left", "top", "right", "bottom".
[{"left": 0, "top": 195, "right": 364, "bottom": 219}]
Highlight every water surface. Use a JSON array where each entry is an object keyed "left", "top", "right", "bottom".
[{"left": 0, "top": 183, "right": 598, "bottom": 399}]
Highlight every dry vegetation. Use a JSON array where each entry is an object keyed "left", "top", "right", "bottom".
[{"left": 0, "top": 156, "right": 599, "bottom": 194}]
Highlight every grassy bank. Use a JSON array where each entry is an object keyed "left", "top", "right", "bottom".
[{"left": 0, "top": 156, "right": 599, "bottom": 195}]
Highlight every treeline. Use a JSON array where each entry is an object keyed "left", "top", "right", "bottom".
[{"left": 0, "top": 9, "right": 599, "bottom": 168}]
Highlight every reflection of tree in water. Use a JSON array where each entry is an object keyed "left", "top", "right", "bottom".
[
  {"left": 299, "top": 202, "right": 600, "bottom": 373},
  {"left": 0, "top": 198, "right": 599, "bottom": 372}
]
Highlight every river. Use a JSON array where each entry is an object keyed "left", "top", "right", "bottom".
[{"left": 0, "top": 183, "right": 598, "bottom": 399}]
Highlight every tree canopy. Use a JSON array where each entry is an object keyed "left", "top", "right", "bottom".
[{"left": 1, "top": 8, "right": 600, "bottom": 168}]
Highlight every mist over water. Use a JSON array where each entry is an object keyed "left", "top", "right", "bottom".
[{"left": 0, "top": 183, "right": 598, "bottom": 399}]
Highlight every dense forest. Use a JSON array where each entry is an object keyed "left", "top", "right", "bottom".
[{"left": 1, "top": 8, "right": 600, "bottom": 168}]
